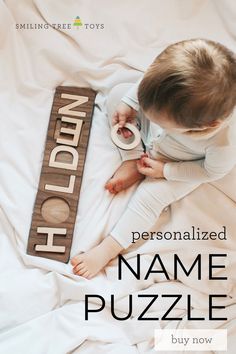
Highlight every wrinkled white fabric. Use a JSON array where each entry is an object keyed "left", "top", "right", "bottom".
[{"left": 0, "top": 1, "right": 236, "bottom": 353}]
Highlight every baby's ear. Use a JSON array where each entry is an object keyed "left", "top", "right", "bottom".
[{"left": 207, "top": 119, "right": 222, "bottom": 128}]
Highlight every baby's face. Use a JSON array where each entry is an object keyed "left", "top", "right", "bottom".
[{"left": 143, "top": 108, "right": 210, "bottom": 133}]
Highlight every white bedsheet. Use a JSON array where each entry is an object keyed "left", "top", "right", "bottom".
[{"left": 0, "top": 0, "right": 236, "bottom": 353}]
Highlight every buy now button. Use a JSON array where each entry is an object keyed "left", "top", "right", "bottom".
[{"left": 154, "top": 329, "right": 227, "bottom": 351}]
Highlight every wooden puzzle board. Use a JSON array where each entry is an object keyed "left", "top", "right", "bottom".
[{"left": 27, "top": 86, "right": 96, "bottom": 263}]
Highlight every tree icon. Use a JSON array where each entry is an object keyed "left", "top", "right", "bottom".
[{"left": 73, "top": 16, "right": 83, "bottom": 28}]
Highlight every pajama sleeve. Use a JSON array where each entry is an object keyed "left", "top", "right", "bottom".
[
  {"left": 163, "top": 145, "right": 236, "bottom": 182},
  {"left": 121, "top": 77, "right": 143, "bottom": 111}
]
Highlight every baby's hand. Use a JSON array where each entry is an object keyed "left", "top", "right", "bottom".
[
  {"left": 112, "top": 102, "right": 137, "bottom": 138},
  {"left": 137, "top": 153, "right": 165, "bottom": 178}
]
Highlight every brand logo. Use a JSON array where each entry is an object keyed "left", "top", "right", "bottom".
[
  {"left": 72, "top": 15, "right": 104, "bottom": 30},
  {"left": 73, "top": 16, "right": 83, "bottom": 28},
  {"left": 15, "top": 16, "right": 105, "bottom": 30}
]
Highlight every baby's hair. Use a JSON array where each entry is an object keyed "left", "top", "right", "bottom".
[{"left": 137, "top": 38, "right": 236, "bottom": 128}]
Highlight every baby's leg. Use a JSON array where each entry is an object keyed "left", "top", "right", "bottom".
[
  {"left": 105, "top": 83, "right": 145, "bottom": 193},
  {"left": 71, "top": 177, "right": 200, "bottom": 278},
  {"left": 71, "top": 236, "right": 124, "bottom": 279},
  {"left": 109, "top": 177, "right": 201, "bottom": 248}
]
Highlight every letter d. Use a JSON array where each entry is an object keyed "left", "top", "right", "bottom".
[{"left": 218, "top": 226, "right": 227, "bottom": 240}]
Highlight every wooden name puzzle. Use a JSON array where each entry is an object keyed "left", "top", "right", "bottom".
[{"left": 27, "top": 86, "right": 96, "bottom": 263}]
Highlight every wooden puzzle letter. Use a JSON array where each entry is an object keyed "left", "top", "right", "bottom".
[
  {"left": 49, "top": 145, "right": 79, "bottom": 170},
  {"left": 45, "top": 175, "right": 76, "bottom": 194},
  {"left": 58, "top": 94, "right": 89, "bottom": 117},
  {"left": 35, "top": 227, "right": 67, "bottom": 253},
  {"left": 27, "top": 86, "right": 96, "bottom": 263},
  {"left": 56, "top": 116, "right": 83, "bottom": 147}
]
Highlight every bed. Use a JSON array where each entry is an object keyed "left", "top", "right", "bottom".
[{"left": 0, "top": 0, "right": 236, "bottom": 353}]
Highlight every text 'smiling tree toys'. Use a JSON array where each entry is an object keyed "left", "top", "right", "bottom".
[{"left": 27, "top": 86, "right": 96, "bottom": 263}]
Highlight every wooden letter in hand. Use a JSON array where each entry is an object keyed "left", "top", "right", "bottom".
[{"left": 27, "top": 86, "right": 96, "bottom": 263}]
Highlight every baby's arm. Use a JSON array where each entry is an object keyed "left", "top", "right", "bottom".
[
  {"left": 139, "top": 145, "right": 236, "bottom": 183},
  {"left": 112, "top": 77, "right": 143, "bottom": 137},
  {"left": 163, "top": 145, "right": 236, "bottom": 182},
  {"left": 120, "top": 77, "right": 143, "bottom": 111}
]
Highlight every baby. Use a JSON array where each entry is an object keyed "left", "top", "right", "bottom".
[{"left": 71, "top": 38, "right": 236, "bottom": 279}]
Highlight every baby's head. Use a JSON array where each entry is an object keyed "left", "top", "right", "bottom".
[{"left": 138, "top": 38, "right": 236, "bottom": 133}]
